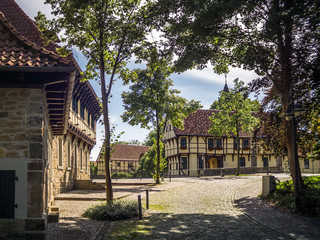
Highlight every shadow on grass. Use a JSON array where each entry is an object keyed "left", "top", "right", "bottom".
[{"left": 108, "top": 212, "right": 288, "bottom": 240}]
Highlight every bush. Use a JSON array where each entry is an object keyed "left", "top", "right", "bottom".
[
  {"left": 111, "top": 171, "right": 134, "bottom": 179},
  {"left": 82, "top": 200, "right": 139, "bottom": 221},
  {"left": 271, "top": 176, "right": 320, "bottom": 217}
]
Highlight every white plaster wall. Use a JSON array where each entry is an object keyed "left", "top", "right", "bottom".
[{"left": 0, "top": 159, "right": 27, "bottom": 219}]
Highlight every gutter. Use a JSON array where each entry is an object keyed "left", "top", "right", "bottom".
[
  {"left": 0, "top": 66, "right": 76, "bottom": 73},
  {"left": 63, "top": 70, "right": 76, "bottom": 135}
]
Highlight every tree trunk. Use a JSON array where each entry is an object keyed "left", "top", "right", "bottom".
[
  {"left": 236, "top": 130, "right": 240, "bottom": 176},
  {"left": 155, "top": 110, "right": 160, "bottom": 184},
  {"left": 100, "top": 56, "right": 113, "bottom": 201}
]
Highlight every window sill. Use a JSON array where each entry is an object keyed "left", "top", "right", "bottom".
[
  {"left": 58, "top": 166, "right": 63, "bottom": 170},
  {"left": 67, "top": 167, "right": 72, "bottom": 171},
  {"left": 80, "top": 170, "right": 83, "bottom": 173},
  {"left": 180, "top": 147, "right": 187, "bottom": 150}
]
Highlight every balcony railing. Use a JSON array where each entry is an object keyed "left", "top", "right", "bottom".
[{"left": 69, "top": 110, "right": 96, "bottom": 140}]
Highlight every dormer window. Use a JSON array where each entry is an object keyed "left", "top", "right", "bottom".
[{"left": 180, "top": 137, "right": 187, "bottom": 149}]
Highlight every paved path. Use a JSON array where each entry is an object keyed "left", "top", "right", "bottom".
[
  {"left": 108, "top": 176, "right": 289, "bottom": 239},
  {"left": 47, "top": 175, "right": 320, "bottom": 240}
]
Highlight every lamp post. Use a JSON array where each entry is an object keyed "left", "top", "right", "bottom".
[{"left": 284, "top": 82, "right": 305, "bottom": 213}]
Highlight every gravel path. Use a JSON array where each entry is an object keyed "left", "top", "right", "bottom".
[{"left": 108, "top": 176, "right": 292, "bottom": 239}]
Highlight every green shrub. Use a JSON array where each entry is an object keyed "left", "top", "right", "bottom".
[
  {"left": 111, "top": 171, "right": 134, "bottom": 179},
  {"left": 82, "top": 200, "right": 139, "bottom": 221},
  {"left": 271, "top": 176, "right": 320, "bottom": 216}
]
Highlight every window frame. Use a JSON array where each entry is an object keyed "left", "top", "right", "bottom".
[
  {"left": 67, "top": 140, "right": 71, "bottom": 170},
  {"left": 239, "top": 156, "right": 246, "bottom": 167},
  {"left": 180, "top": 137, "right": 187, "bottom": 149},
  {"left": 57, "top": 137, "right": 63, "bottom": 168},
  {"left": 181, "top": 157, "right": 188, "bottom": 170}
]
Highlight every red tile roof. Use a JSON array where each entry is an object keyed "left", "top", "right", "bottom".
[
  {"left": 0, "top": 0, "right": 73, "bottom": 67},
  {"left": 111, "top": 144, "right": 151, "bottom": 161},
  {"left": 174, "top": 109, "right": 252, "bottom": 137}
]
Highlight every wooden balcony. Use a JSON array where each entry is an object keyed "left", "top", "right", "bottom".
[{"left": 69, "top": 110, "right": 96, "bottom": 140}]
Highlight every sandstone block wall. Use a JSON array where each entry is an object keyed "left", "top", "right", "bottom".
[{"left": 0, "top": 88, "right": 44, "bottom": 219}]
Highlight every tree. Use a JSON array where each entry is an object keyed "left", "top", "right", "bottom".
[
  {"left": 209, "top": 79, "right": 260, "bottom": 175},
  {"left": 90, "top": 161, "right": 98, "bottom": 175},
  {"left": 121, "top": 46, "right": 202, "bottom": 183},
  {"left": 138, "top": 138, "right": 166, "bottom": 179},
  {"left": 144, "top": 130, "right": 160, "bottom": 146},
  {"left": 152, "top": 0, "right": 320, "bottom": 210},
  {"left": 39, "top": 0, "right": 149, "bottom": 201}
]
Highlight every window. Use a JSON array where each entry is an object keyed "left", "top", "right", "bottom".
[
  {"left": 216, "top": 139, "right": 222, "bottom": 149},
  {"left": 117, "top": 162, "right": 120, "bottom": 167},
  {"left": 304, "top": 159, "right": 309, "bottom": 169},
  {"left": 243, "top": 139, "right": 250, "bottom": 150},
  {"left": 234, "top": 139, "right": 238, "bottom": 150},
  {"left": 198, "top": 157, "right": 204, "bottom": 169},
  {"left": 180, "top": 137, "right": 187, "bottom": 149},
  {"left": 91, "top": 115, "right": 95, "bottom": 129},
  {"left": 239, "top": 157, "right": 246, "bottom": 167},
  {"left": 80, "top": 148, "right": 83, "bottom": 170},
  {"left": 181, "top": 157, "right": 187, "bottom": 169},
  {"left": 85, "top": 152, "right": 88, "bottom": 172},
  {"left": 67, "top": 141, "right": 71, "bottom": 168},
  {"left": 208, "top": 139, "right": 214, "bottom": 150},
  {"left": 80, "top": 104, "right": 85, "bottom": 119},
  {"left": 74, "top": 145, "right": 77, "bottom": 167},
  {"left": 263, "top": 157, "right": 268, "bottom": 167},
  {"left": 58, "top": 137, "right": 63, "bottom": 167}
]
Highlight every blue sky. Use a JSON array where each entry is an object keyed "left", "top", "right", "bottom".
[{"left": 16, "top": 0, "right": 257, "bottom": 161}]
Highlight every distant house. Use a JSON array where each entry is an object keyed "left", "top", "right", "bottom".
[
  {"left": 97, "top": 144, "right": 150, "bottom": 175},
  {"left": 163, "top": 109, "right": 283, "bottom": 176},
  {"left": 0, "top": 0, "right": 100, "bottom": 238}
]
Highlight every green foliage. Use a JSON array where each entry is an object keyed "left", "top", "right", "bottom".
[
  {"left": 209, "top": 79, "right": 260, "bottom": 137},
  {"left": 82, "top": 200, "right": 139, "bottom": 221},
  {"left": 90, "top": 161, "right": 97, "bottom": 175},
  {"left": 272, "top": 176, "right": 320, "bottom": 217},
  {"left": 111, "top": 171, "right": 134, "bottom": 179},
  {"left": 40, "top": 0, "right": 151, "bottom": 201},
  {"left": 137, "top": 138, "right": 166, "bottom": 178},
  {"left": 121, "top": 45, "right": 201, "bottom": 183}
]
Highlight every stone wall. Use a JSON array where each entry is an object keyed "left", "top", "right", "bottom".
[
  {"left": 51, "top": 133, "right": 90, "bottom": 197},
  {"left": 0, "top": 88, "right": 45, "bottom": 235}
]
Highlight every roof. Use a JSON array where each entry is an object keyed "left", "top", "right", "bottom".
[
  {"left": 174, "top": 109, "right": 252, "bottom": 137},
  {"left": 0, "top": 0, "right": 74, "bottom": 67},
  {"left": 0, "top": 0, "right": 101, "bottom": 136},
  {"left": 111, "top": 144, "right": 151, "bottom": 161}
]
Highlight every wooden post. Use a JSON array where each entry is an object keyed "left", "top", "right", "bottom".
[
  {"left": 146, "top": 190, "right": 149, "bottom": 209},
  {"left": 138, "top": 195, "right": 142, "bottom": 220}
]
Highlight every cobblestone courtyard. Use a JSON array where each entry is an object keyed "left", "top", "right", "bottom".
[{"left": 47, "top": 175, "right": 320, "bottom": 240}]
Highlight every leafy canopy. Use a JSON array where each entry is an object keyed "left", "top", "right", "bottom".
[{"left": 209, "top": 79, "right": 260, "bottom": 137}]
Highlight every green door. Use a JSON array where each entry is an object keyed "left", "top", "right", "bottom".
[{"left": 0, "top": 170, "right": 15, "bottom": 218}]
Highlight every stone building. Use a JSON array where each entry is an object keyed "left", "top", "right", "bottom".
[
  {"left": 97, "top": 144, "right": 150, "bottom": 175},
  {"left": 0, "top": 0, "right": 100, "bottom": 238}
]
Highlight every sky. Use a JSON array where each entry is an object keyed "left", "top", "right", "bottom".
[{"left": 15, "top": 0, "right": 257, "bottom": 161}]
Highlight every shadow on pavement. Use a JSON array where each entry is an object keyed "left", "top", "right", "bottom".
[
  {"left": 235, "top": 196, "right": 320, "bottom": 240},
  {"left": 109, "top": 212, "right": 290, "bottom": 240}
]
